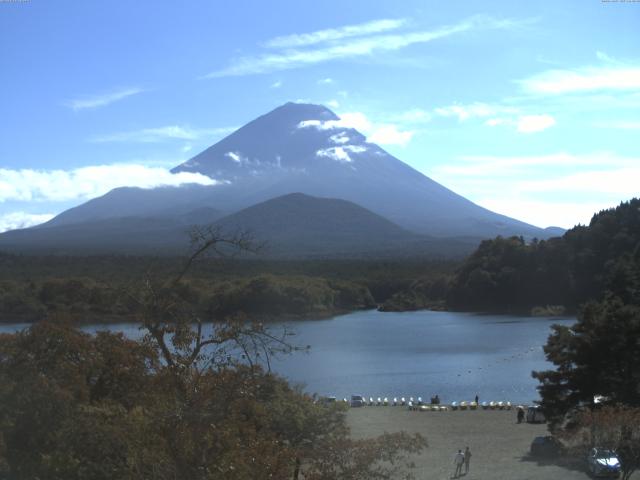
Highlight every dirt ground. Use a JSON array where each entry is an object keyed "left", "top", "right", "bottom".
[{"left": 347, "top": 407, "right": 638, "bottom": 480}]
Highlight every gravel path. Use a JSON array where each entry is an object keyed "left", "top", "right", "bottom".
[{"left": 347, "top": 407, "right": 637, "bottom": 480}]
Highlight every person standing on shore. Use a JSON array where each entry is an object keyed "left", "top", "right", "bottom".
[
  {"left": 453, "top": 449, "right": 465, "bottom": 478},
  {"left": 517, "top": 406, "right": 525, "bottom": 423},
  {"left": 464, "top": 446, "right": 472, "bottom": 474},
  {"left": 475, "top": 394, "right": 479, "bottom": 404}
]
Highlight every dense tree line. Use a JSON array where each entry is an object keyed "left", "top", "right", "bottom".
[
  {"left": 0, "top": 253, "right": 455, "bottom": 323},
  {"left": 448, "top": 198, "right": 640, "bottom": 313},
  {"left": 0, "top": 275, "right": 376, "bottom": 324},
  {"left": 521, "top": 200, "right": 640, "bottom": 478}
]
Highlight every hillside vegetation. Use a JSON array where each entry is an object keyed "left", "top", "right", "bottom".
[{"left": 448, "top": 198, "right": 640, "bottom": 313}]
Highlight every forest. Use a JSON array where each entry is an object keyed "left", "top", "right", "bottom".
[
  {"left": 447, "top": 198, "right": 640, "bottom": 314},
  {"left": 0, "top": 252, "right": 455, "bottom": 324},
  {"left": 1, "top": 199, "right": 639, "bottom": 323}
]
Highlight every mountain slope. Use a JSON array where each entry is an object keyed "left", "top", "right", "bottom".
[
  {"left": 2, "top": 102, "right": 564, "bottom": 256},
  {"left": 40, "top": 102, "right": 553, "bottom": 240},
  {"left": 0, "top": 193, "right": 479, "bottom": 258},
  {"left": 215, "top": 192, "right": 418, "bottom": 256},
  {"left": 168, "top": 102, "right": 549, "bottom": 238}
]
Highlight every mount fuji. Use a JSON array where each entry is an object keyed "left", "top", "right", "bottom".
[{"left": 0, "top": 102, "right": 559, "bottom": 257}]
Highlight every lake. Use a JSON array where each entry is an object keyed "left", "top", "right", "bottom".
[{"left": 0, "top": 309, "right": 575, "bottom": 405}]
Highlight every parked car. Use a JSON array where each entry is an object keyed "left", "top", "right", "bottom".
[
  {"left": 319, "top": 396, "right": 337, "bottom": 406},
  {"left": 526, "top": 405, "right": 546, "bottom": 423},
  {"left": 350, "top": 395, "right": 365, "bottom": 407},
  {"left": 586, "top": 448, "right": 621, "bottom": 477},
  {"left": 530, "top": 436, "right": 562, "bottom": 458}
]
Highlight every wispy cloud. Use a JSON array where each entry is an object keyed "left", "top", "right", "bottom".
[
  {"left": 270, "top": 80, "right": 283, "bottom": 88},
  {"left": 299, "top": 111, "right": 414, "bottom": 146},
  {"left": 368, "top": 125, "right": 414, "bottom": 146},
  {"left": 516, "top": 114, "right": 556, "bottom": 133},
  {"left": 90, "top": 125, "right": 235, "bottom": 143},
  {"left": 0, "top": 165, "right": 218, "bottom": 204},
  {"left": 434, "top": 101, "right": 555, "bottom": 133},
  {"left": 519, "top": 65, "right": 640, "bottom": 95},
  {"left": 593, "top": 120, "right": 640, "bottom": 130},
  {"left": 430, "top": 152, "right": 639, "bottom": 228},
  {"left": 64, "top": 87, "right": 144, "bottom": 111},
  {"left": 204, "top": 15, "right": 530, "bottom": 78},
  {"left": 316, "top": 145, "right": 368, "bottom": 163},
  {"left": 318, "top": 77, "right": 334, "bottom": 85},
  {"left": 435, "top": 102, "right": 518, "bottom": 121},
  {"left": 0, "top": 212, "right": 56, "bottom": 233},
  {"left": 264, "top": 19, "right": 406, "bottom": 48}
]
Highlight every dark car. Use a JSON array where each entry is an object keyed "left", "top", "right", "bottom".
[{"left": 530, "top": 436, "right": 562, "bottom": 457}]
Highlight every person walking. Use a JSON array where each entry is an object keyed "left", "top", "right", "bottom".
[
  {"left": 453, "top": 449, "right": 465, "bottom": 478},
  {"left": 464, "top": 446, "right": 472, "bottom": 474}
]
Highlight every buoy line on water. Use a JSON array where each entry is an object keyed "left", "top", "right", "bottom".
[{"left": 341, "top": 397, "right": 530, "bottom": 411}]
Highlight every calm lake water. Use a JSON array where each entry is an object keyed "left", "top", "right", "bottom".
[{"left": 0, "top": 309, "right": 575, "bottom": 404}]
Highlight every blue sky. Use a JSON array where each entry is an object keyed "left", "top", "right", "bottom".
[{"left": 1, "top": 0, "right": 639, "bottom": 231}]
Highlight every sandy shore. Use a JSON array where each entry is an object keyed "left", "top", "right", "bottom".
[{"left": 347, "top": 407, "right": 637, "bottom": 480}]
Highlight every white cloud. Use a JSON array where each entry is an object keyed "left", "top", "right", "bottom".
[
  {"left": 435, "top": 102, "right": 555, "bottom": 133},
  {"left": 0, "top": 165, "right": 218, "bottom": 203},
  {"left": 326, "top": 99, "right": 340, "bottom": 109},
  {"left": 316, "top": 145, "right": 367, "bottom": 163},
  {"left": 64, "top": 87, "right": 143, "bottom": 111},
  {"left": 368, "top": 125, "right": 414, "bottom": 146},
  {"left": 329, "top": 132, "right": 350, "bottom": 144},
  {"left": 594, "top": 120, "right": 640, "bottom": 130},
  {"left": 434, "top": 102, "right": 518, "bottom": 121},
  {"left": 430, "top": 152, "right": 640, "bottom": 228},
  {"left": 437, "top": 152, "right": 637, "bottom": 176},
  {"left": 270, "top": 80, "right": 283, "bottom": 88},
  {"left": 298, "top": 112, "right": 371, "bottom": 132},
  {"left": 595, "top": 51, "right": 617, "bottom": 63},
  {"left": 0, "top": 212, "right": 55, "bottom": 233},
  {"left": 225, "top": 151, "right": 249, "bottom": 164},
  {"left": 476, "top": 198, "right": 608, "bottom": 230},
  {"left": 298, "top": 111, "right": 414, "bottom": 146},
  {"left": 391, "top": 109, "right": 431, "bottom": 123},
  {"left": 204, "top": 15, "right": 529, "bottom": 77},
  {"left": 519, "top": 65, "right": 640, "bottom": 95},
  {"left": 516, "top": 114, "right": 556, "bottom": 133},
  {"left": 263, "top": 19, "right": 406, "bottom": 49},
  {"left": 518, "top": 167, "right": 640, "bottom": 195},
  {"left": 318, "top": 77, "right": 334, "bottom": 84},
  {"left": 485, "top": 118, "right": 507, "bottom": 127},
  {"left": 91, "top": 125, "right": 235, "bottom": 143}
]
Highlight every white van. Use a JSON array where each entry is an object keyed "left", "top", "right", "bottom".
[{"left": 526, "top": 406, "right": 546, "bottom": 423}]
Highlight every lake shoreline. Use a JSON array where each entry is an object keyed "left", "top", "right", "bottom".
[{"left": 347, "top": 408, "right": 609, "bottom": 480}]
